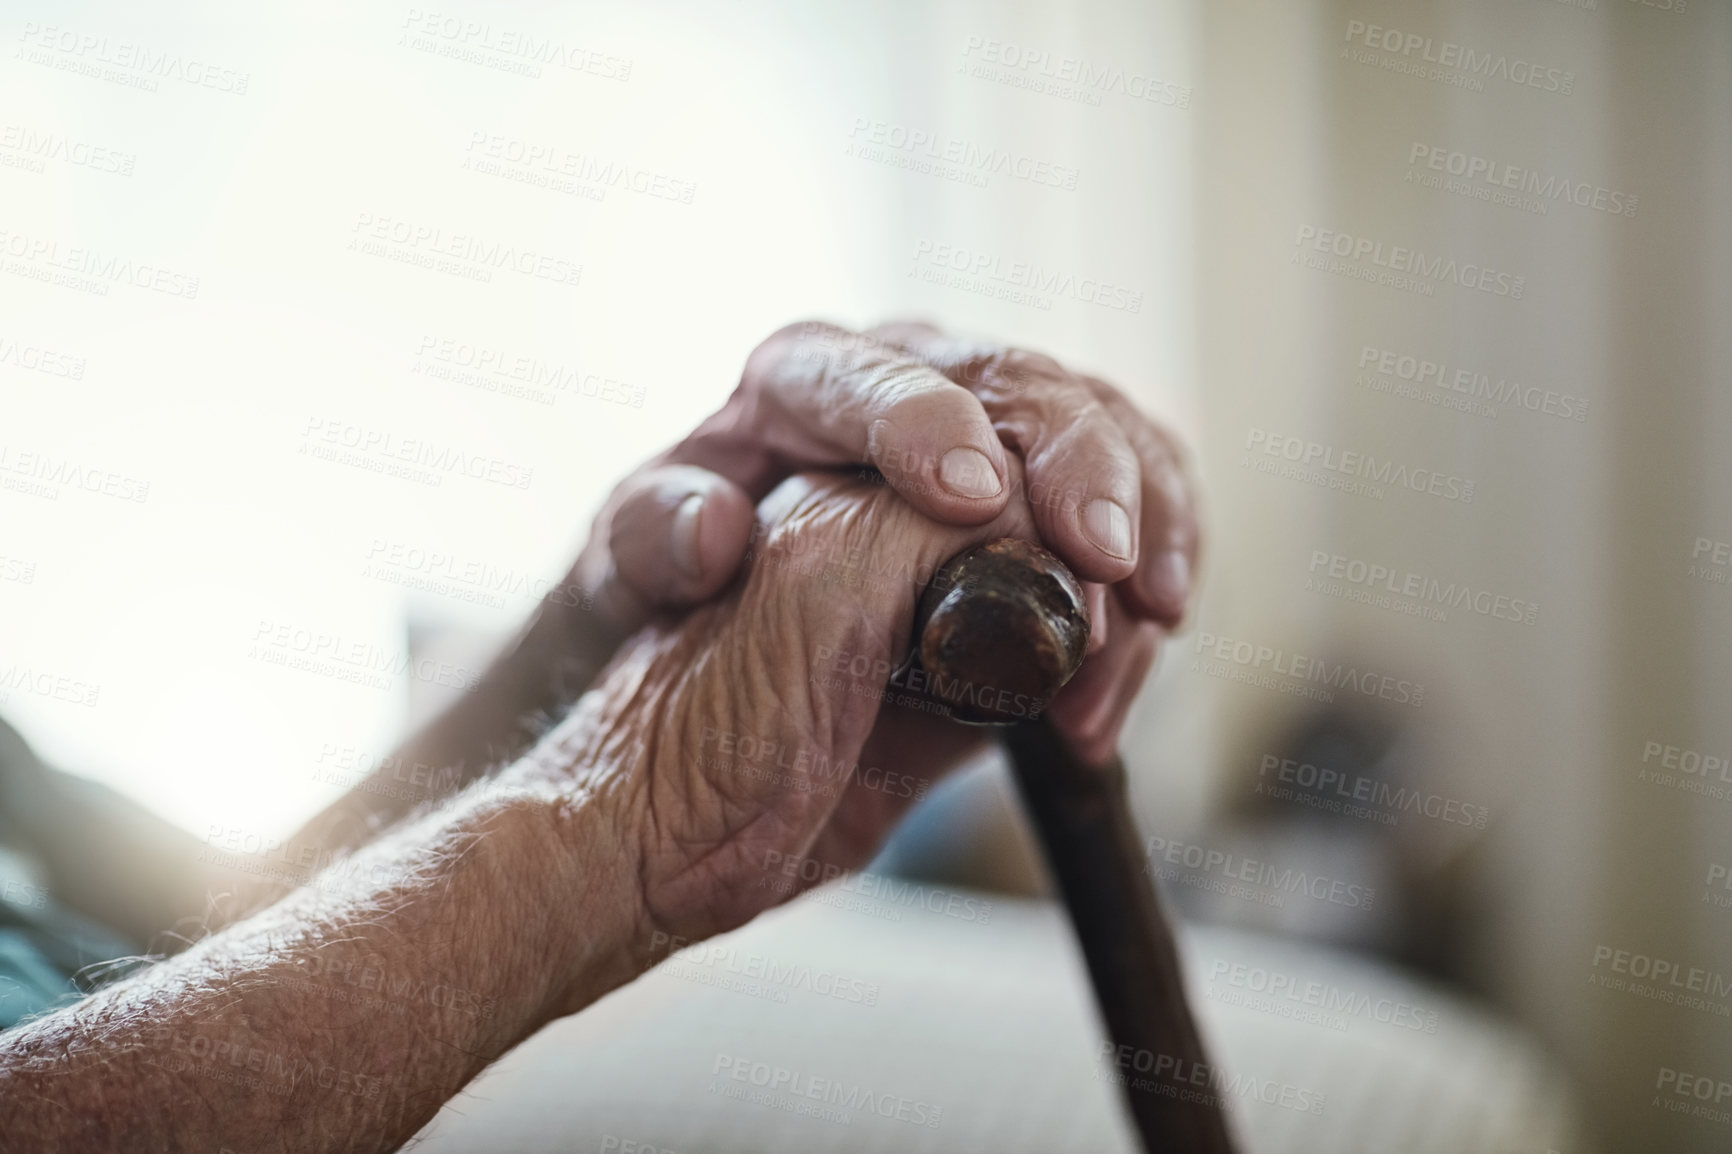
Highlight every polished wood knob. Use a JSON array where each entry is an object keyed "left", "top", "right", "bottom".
[{"left": 912, "top": 538, "right": 1091, "bottom": 725}]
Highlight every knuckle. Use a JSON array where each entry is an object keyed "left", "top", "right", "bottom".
[
  {"left": 861, "top": 363, "right": 960, "bottom": 423},
  {"left": 748, "top": 489, "right": 926, "bottom": 614},
  {"left": 1083, "top": 376, "right": 1180, "bottom": 461},
  {"left": 771, "top": 317, "right": 845, "bottom": 349},
  {"left": 986, "top": 347, "right": 1068, "bottom": 396},
  {"left": 1080, "top": 372, "right": 1131, "bottom": 405},
  {"left": 751, "top": 487, "right": 856, "bottom": 568},
  {"left": 745, "top": 319, "right": 846, "bottom": 384},
  {"left": 1148, "top": 455, "right": 1193, "bottom": 509}
]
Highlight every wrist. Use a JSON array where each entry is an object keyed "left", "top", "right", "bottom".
[{"left": 491, "top": 747, "right": 654, "bottom": 1024}]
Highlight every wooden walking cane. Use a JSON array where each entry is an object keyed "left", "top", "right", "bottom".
[{"left": 909, "top": 539, "right": 1238, "bottom": 1154}]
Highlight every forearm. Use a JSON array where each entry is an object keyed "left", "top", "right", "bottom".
[
  {"left": 0, "top": 773, "right": 643, "bottom": 1154},
  {"left": 291, "top": 595, "right": 623, "bottom": 868}
]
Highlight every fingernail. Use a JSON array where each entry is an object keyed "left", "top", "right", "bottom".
[
  {"left": 1082, "top": 498, "right": 1134, "bottom": 560},
  {"left": 672, "top": 494, "right": 705, "bottom": 579},
  {"left": 938, "top": 446, "right": 1003, "bottom": 499},
  {"left": 1141, "top": 549, "right": 1191, "bottom": 616}
]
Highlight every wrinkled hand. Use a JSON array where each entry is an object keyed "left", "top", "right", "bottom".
[
  {"left": 566, "top": 319, "right": 1201, "bottom": 766},
  {"left": 518, "top": 462, "right": 1056, "bottom": 978}
]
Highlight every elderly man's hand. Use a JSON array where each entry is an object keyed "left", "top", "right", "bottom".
[
  {"left": 514, "top": 454, "right": 1113, "bottom": 1019},
  {"left": 573, "top": 320, "right": 1200, "bottom": 768}
]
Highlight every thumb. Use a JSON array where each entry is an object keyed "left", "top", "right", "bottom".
[{"left": 590, "top": 464, "right": 757, "bottom": 635}]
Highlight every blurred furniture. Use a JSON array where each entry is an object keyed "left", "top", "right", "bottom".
[{"left": 409, "top": 885, "right": 1586, "bottom": 1154}]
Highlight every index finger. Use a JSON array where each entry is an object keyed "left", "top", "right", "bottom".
[{"left": 668, "top": 321, "right": 1013, "bottom": 526}]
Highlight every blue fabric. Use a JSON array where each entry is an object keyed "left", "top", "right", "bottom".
[{"left": 0, "top": 888, "right": 142, "bottom": 1028}]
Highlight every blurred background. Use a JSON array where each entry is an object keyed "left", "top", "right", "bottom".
[{"left": 1, "top": 0, "right": 1728, "bottom": 1150}]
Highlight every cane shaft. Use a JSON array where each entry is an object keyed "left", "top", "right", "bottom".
[{"left": 1004, "top": 721, "right": 1237, "bottom": 1154}]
